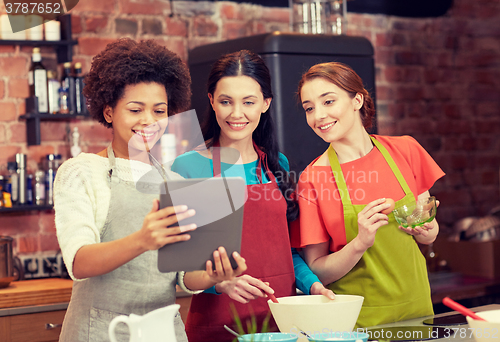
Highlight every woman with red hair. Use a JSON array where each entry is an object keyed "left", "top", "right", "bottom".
[{"left": 291, "top": 62, "right": 445, "bottom": 328}]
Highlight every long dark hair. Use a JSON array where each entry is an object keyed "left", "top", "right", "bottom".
[{"left": 202, "top": 50, "right": 298, "bottom": 222}]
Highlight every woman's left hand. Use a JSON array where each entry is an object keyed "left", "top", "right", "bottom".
[
  {"left": 183, "top": 247, "right": 247, "bottom": 291},
  {"left": 398, "top": 200, "right": 440, "bottom": 239},
  {"left": 205, "top": 247, "right": 247, "bottom": 283},
  {"left": 398, "top": 219, "right": 435, "bottom": 237}
]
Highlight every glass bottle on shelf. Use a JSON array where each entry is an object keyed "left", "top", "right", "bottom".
[
  {"left": 16, "top": 153, "right": 27, "bottom": 205},
  {"left": 61, "top": 62, "right": 76, "bottom": 114},
  {"left": 1, "top": 174, "right": 12, "bottom": 208},
  {"left": 71, "top": 127, "right": 82, "bottom": 158},
  {"left": 29, "top": 47, "right": 49, "bottom": 113},
  {"left": 47, "top": 70, "right": 61, "bottom": 114},
  {"left": 45, "top": 154, "right": 56, "bottom": 206},
  {"left": 74, "top": 62, "right": 87, "bottom": 115},
  {"left": 34, "top": 169, "right": 46, "bottom": 205},
  {"left": 0, "top": 175, "right": 4, "bottom": 207},
  {"left": 26, "top": 174, "right": 33, "bottom": 205},
  {"left": 6, "top": 162, "right": 18, "bottom": 206},
  {"left": 59, "top": 87, "right": 70, "bottom": 114}
]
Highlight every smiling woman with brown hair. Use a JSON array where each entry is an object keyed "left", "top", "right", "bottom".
[{"left": 290, "top": 61, "right": 445, "bottom": 328}]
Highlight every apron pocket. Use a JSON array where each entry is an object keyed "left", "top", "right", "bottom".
[{"left": 90, "top": 307, "right": 130, "bottom": 342}]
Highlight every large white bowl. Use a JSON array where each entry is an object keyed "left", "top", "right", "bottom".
[
  {"left": 268, "top": 295, "right": 364, "bottom": 339},
  {"left": 466, "top": 309, "right": 500, "bottom": 342}
]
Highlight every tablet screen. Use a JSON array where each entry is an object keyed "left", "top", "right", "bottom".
[{"left": 157, "top": 177, "right": 246, "bottom": 272}]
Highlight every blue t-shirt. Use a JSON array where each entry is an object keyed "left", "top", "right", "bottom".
[
  {"left": 171, "top": 150, "right": 320, "bottom": 295},
  {"left": 171, "top": 150, "right": 288, "bottom": 184}
]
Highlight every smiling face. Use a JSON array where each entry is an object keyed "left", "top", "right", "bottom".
[
  {"left": 300, "top": 77, "right": 364, "bottom": 144},
  {"left": 209, "top": 75, "right": 271, "bottom": 147},
  {"left": 103, "top": 82, "right": 168, "bottom": 159}
]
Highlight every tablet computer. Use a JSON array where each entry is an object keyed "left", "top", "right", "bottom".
[{"left": 158, "top": 177, "right": 246, "bottom": 273}]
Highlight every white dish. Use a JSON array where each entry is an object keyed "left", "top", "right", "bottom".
[
  {"left": 268, "top": 295, "right": 363, "bottom": 340},
  {"left": 466, "top": 309, "right": 500, "bottom": 342}
]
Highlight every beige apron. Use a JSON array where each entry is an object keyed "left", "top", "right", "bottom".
[
  {"left": 326, "top": 136, "right": 433, "bottom": 328},
  {"left": 59, "top": 145, "right": 187, "bottom": 342}
]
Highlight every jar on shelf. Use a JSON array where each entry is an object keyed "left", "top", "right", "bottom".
[{"left": 291, "top": 0, "right": 346, "bottom": 35}]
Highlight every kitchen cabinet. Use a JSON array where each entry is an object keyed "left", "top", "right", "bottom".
[
  {"left": 0, "top": 297, "right": 191, "bottom": 341},
  {"left": 0, "top": 309, "right": 66, "bottom": 342},
  {"left": 0, "top": 279, "right": 72, "bottom": 342},
  {"left": 0, "top": 278, "right": 192, "bottom": 341}
]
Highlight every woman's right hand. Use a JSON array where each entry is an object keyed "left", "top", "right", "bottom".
[
  {"left": 310, "top": 281, "right": 335, "bottom": 300},
  {"left": 354, "top": 198, "right": 391, "bottom": 251},
  {"left": 215, "top": 275, "right": 275, "bottom": 304},
  {"left": 137, "top": 199, "right": 197, "bottom": 251}
]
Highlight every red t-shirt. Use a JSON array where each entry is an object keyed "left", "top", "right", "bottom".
[{"left": 290, "top": 135, "right": 445, "bottom": 252}]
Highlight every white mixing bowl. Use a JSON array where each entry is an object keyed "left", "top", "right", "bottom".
[
  {"left": 268, "top": 295, "right": 364, "bottom": 338},
  {"left": 466, "top": 309, "right": 500, "bottom": 342}
]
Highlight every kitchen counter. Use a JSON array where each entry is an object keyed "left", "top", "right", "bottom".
[
  {"left": 2, "top": 278, "right": 497, "bottom": 339},
  {"left": 0, "top": 278, "right": 72, "bottom": 316},
  {"left": 366, "top": 304, "right": 499, "bottom": 342},
  {"left": 0, "top": 278, "right": 193, "bottom": 323}
]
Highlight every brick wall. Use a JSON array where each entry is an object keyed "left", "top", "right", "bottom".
[{"left": 0, "top": 0, "right": 499, "bottom": 255}]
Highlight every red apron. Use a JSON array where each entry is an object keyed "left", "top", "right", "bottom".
[{"left": 185, "top": 143, "right": 296, "bottom": 342}]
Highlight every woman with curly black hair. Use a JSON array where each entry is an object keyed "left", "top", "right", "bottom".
[
  {"left": 172, "top": 50, "right": 334, "bottom": 341},
  {"left": 54, "top": 38, "right": 246, "bottom": 342}
]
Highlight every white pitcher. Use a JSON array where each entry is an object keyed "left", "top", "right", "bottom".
[{"left": 108, "top": 304, "right": 180, "bottom": 342}]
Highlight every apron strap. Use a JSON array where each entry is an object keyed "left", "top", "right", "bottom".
[
  {"left": 370, "top": 137, "right": 412, "bottom": 196},
  {"left": 327, "top": 135, "right": 412, "bottom": 207},
  {"left": 327, "top": 145, "right": 349, "bottom": 207},
  {"left": 107, "top": 144, "right": 116, "bottom": 168},
  {"left": 106, "top": 144, "right": 118, "bottom": 183}
]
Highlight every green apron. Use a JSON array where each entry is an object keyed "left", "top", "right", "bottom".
[{"left": 326, "top": 136, "right": 433, "bottom": 328}]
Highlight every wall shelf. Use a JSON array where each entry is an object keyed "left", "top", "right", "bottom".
[
  {"left": 19, "top": 113, "right": 91, "bottom": 146},
  {"left": 19, "top": 113, "right": 90, "bottom": 120},
  {"left": 7, "top": 13, "right": 85, "bottom": 145},
  {"left": 0, "top": 204, "right": 53, "bottom": 213},
  {"left": 0, "top": 14, "right": 76, "bottom": 63}
]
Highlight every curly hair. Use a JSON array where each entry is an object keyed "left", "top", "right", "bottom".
[
  {"left": 83, "top": 38, "right": 192, "bottom": 128},
  {"left": 297, "top": 62, "right": 376, "bottom": 130}
]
